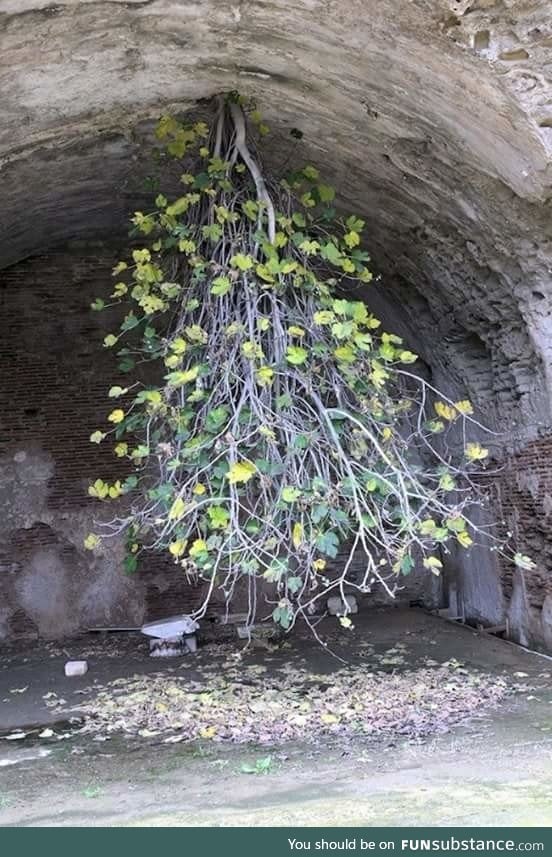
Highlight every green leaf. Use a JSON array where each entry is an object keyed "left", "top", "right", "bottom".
[
  {"left": 118, "top": 356, "right": 135, "bottom": 373},
  {"left": 346, "top": 215, "right": 365, "bottom": 232},
  {"left": 272, "top": 603, "right": 292, "bottom": 629},
  {"left": 124, "top": 555, "right": 138, "bottom": 574},
  {"left": 286, "top": 346, "right": 308, "bottom": 366},
  {"left": 439, "top": 472, "right": 456, "bottom": 491},
  {"left": 446, "top": 516, "right": 466, "bottom": 533},
  {"left": 321, "top": 243, "right": 342, "bottom": 265},
  {"left": 315, "top": 530, "right": 340, "bottom": 558},
  {"left": 303, "top": 165, "right": 320, "bottom": 180},
  {"left": 207, "top": 506, "right": 229, "bottom": 529},
  {"left": 210, "top": 275, "right": 231, "bottom": 296},
  {"left": 202, "top": 223, "right": 223, "bottom": 242},
  {"left": 334, "top": 345, "right": 355, "bottom": 363},
  {"left": 131, "top": 445, "right": 150, "bottom": 459},
  {"left": 400, "top": 554, "right": 415, "bottom": 575},
  {"left": 206, "top": 406, "right": 229, "bottom": 432},
  {"left": 332, "top": 321, "right": 354, "bottom": 339},
  {"left": 311, "top": 504, "right": 329, "bottom": 524},
  {"left": 318, "top": 184, "right": 335, "bottom": 203},
  {"left": 242, "top": 200, "right": 258, "bottom": 220},
  {"left": 282, "top": 486, "right": 301, "bottom": 503},
  {"left": 230, "top": 253, "right": 254, "bottom": 271},
  {"left": 165, "top": 197, "right": 191, "bottom": 217}
]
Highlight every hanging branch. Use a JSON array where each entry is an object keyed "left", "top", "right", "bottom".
[{"left": 85, "top": 94, "right": 535, "bottom": 635}]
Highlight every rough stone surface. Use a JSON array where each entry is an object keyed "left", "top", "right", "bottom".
[{"left": 1, "top": 0, "right": 552, "bottom": 646}]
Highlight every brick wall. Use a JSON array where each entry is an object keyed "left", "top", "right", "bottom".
[
  {"left": 497, "top": 439, "right": 552, "bottom": 609},
  {"left": 0, "top": 242, "right": 213, "bottom": 638}
]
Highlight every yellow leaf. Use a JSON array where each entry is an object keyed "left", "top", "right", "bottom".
[
  {"left": 114, "top": 442, "right": 128, "bottom": 458},
  {"left": 111, "top": 282, "right": 128, "bottom": 297},
  {"left": 193, "top": 483, "right": 206, "bottom": 495},
  {"left": 200, "top": 725, "right": 217, "bottom": 739},
  {"left": 88, "top": 479, "right": 109, "bottom": 499},
  {"left": 84, "top": 533, "right": 100, "bottom": 551},
  {"left": 313, "top": 559, "right": 326, "bottom": 571},
  {"left": 423, "top": 556, "right": 443, "bottom": 575},
  {"left": 287, "top": 326, "right": 305, "bottom": 338},
  {"left": 457, "top": 531, "right": 473, "bottom": 548},
  {"left": 465, "top": 442, "right": 488, "bottom": 461},
  {"left": 108, "top": 481, "right": 123, "bottom": 499},
  {"left": 344, "top": 230, "right": 360, "bottom": 248},
  {"left": 434, "top": 401, "right": 457, "bottom": 422},
  {"left": 169, "top": 496, "right": 186, "bottom": 520},
  {"left": 108, "top": 409, "right": 125, "bottom": 424},
  {"left": 321, "top": 713, "right": 340, "bottom": 725},
  {"left": 255, "top": 366, "right": 274, "bottom": 388},
  {"left": 292, "top": 522, "right": 303, "bottom": 549},
  {"left": 103, "top": 334, "right": 118, "bottom": 348},
  {"left": 169, "top": 540, "right": 187, "bottom": 558},
  {"left": 167, "top": 366, "right": 199, "bottom": 386},
  {"left": 189, "top": 538, "right": 208, "bottom": 557},
  {"left": 313, "top": 311, "right": 335, "bottom": 325},
  {"left": 227, "top": 460, "right": 257, "bottom": 485},
  {"left": 259, "top": 425, "right": 276, "bottom": 440},
  {"left": 455, "top": 399, "right": 474, "bottom": 415},
  {"left": 89, "top": 430, "right": 106, "bottom": 444},
  {"left": 171, "top": 337, "right": 187, "bottom": 355},
  {"left": 164, "top": 354, "right": 181, "bottom": 369},
  {"left": 339, "top": 616, "right": 353, "bottom": 628}
]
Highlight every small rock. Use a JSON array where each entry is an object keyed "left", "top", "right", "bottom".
[{"left": 64, "top": 660, "right": 88, "bottom": 677}]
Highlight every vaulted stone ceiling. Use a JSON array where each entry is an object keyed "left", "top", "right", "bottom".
[{"left": 1, "top": 0, "right": 551, "bottom": 440}]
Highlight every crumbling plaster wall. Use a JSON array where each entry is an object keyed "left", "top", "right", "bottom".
[{"left": 1, "top": 0, "right": 552, "bottom": 645}]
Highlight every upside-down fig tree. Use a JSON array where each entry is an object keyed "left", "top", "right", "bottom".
[{"left": 86, "top": 93, "right": 530, "bottom": 633}]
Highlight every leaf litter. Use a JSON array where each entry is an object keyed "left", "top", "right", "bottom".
[{"left": 76, "top": 659, "right": 513, "bottom": 745}]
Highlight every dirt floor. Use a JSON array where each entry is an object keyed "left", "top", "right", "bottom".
[{"left": 0, "top": 608, "right": 551, "bottom": 827}]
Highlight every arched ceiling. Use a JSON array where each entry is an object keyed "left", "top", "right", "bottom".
[{"left": 1, "top": 0, "right": 552, "bottom": 439}]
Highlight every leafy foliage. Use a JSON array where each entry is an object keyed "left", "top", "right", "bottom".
[{"left": 86, "top": 94, "right": 508, "bottom": 632}]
